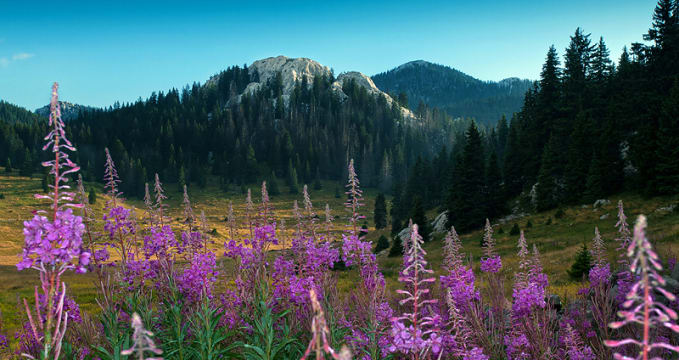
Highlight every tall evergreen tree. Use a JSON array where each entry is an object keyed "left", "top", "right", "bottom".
[
  {"left": 447, "top": 122, "right": 486, "bottom": 232},
  {"left": 651, "top": 81, "right": 679, "bottom": 194},
  {"left": 374, "top": 193, "right": 388, "bottom": 230},
  {"left": 535, "top": 137, "right": 560, "bottom": 211},
  {"left": 485, "top": 151, "right": 505, "bottom": 219}
]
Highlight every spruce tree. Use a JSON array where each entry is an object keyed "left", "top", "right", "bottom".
[
  {"left": 313, "top": 168, "right": 322, "bottom": 190},
  {"left": 374, "top": 193, "right": 387, "bottom": 229},
  {"left": 388, "top": 235, "right": 403, "bottom": 257},
  {"left": 446, "top": 122, "right": 486, "bottom": 232},
  {"left": 4, "top": 158, "right": 11, "bottom": 173},
  {"left": 89, "top": 187, "right": 97, "bottom": 204},
  {"left": 20, "top": 150, "right": 33, "bottom": 177},
  {"left": 568, "top": 243, "right": 593, "bottom": 280},
  {"left": 652, "top": 81, "right": 679, "bottom": 194},
  {"left": 268, "top": 174, "right": 281, "bottom": 196},
  {"left": 535, "top": 137, "right": 560, "bottom": 211},
  {"left": 410, "top": 197, "right": 430, "bottom": 242},
  {"left": 503, "top": 118, "right": 523, "bottom": 197},
  {"left": 584, "top": 151, "right": 604, "bottom": 201},
  {"left": 374, "top": 235, "right": 390, "bottom": 254},
  {"left": 485, "top": 151, "right": 504, "bottom": 219}
]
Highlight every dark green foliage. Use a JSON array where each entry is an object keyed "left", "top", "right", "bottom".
[
  {"left": 313, "top": 168, "right": 322, "bottom": 190},
  {"left": 584, "top": 151, "right": 605, "bottom": 201},
  {"left": 389, "top": 235, "right": 404, "bottom": 257},
  {"left": 287, "top": 161, "right": 298, "bottom": 195},
  {"left": 497, "top": 227, "right": 504, "bottom": 234},
  {"left": 19, "top": 149, "right": 33, "bottom": 177},
  {"left": 410, "top": 197, "right": 430, "bottom": 242},
  {"left": 189, "top": 299, "right": 237, "bottom": 359},
  {"left": 237, "top": 286, "right": 303, "bottom": 360},
  {"left": 447, "top": 122, "right": 486, "bottom": 232},
  {"left": 89, "top": 187, "right": 97, "bottom": 204},
  {"left": 178, "top": 166, "right": 187, "bottom": 192},
  {"left": 4, "top": 158, "right": 11, "bottom": 173},
  {"left": 568, "top": 243, "right": 593, "bottom": 280},
  {"left": 554, "top": 208, "right": 566, "bottom": 219},
  {"left": 535, "top": 137, "right": 559, "bottom": 211},
  {"left": 509, "top": 223, "right": 520, "bottom": 236},
  {"left": 651, "top": 81, "right": 679, "bottom": 194},
  {"left": 372, "top": 61, "right": 532, "bottom": 125},
  {"left": 334, "top": 185, "right": 341, "bottom": 199},
  {"left": 268, "top": 175, "right": 281, "bottom": 196},
  {"left": 526, "top": 220, "right": 533, "bottom": 228},
  {"left": 485, "top": 151, "right": 505, "bottom": 219},
  {"left": 374, "top": 193, "right": 387, "bottom": 229},
  {"left": 545, "top": 217, "right": 552, "bottom": 225},
  {"left": 0, "top": 193, "right": 4, "bottom": 199},
  {"left": 375, "top": 235, "right": 390, "bottom": 253}
]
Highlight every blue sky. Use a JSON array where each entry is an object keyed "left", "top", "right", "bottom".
[{"left": 0, "top": 0, "right": 658, "bottom": 110}]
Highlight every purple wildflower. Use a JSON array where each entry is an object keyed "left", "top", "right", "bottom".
[
  {"left": 605, "top": 215, "right": 679, "bottom": 358},
  {"left": 121, "top": 313, "right": 163, "bottom": 359}
]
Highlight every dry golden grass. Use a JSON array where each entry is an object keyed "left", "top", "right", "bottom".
[{"left": 1, "top": 168, "right": 679, "bottom": 337}]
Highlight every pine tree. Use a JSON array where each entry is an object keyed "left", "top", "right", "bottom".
[
  {"left": 89, "top": 187, "right": 97, "bottom": 204},
  {"left": 313, "top": 168, "right": 322, "bottom": 190},
  {"left": 178, "top": 165, "right": 186, "bottom": 192},
  {"left": 584, "top": 151, "right": 604, "bottom": 201},
  {"left": 288, "top": 167, "right": 299, "bottom": 195},
  {"left": 374, "top": 235, "right": 390, "bottom": 254},
  {"left": 485, "top": 151, "right": 504, "bottom": 219},
  {"left": 410, "top": 197, "right": 430, "bottom": 242},
  {"left": 4, "top": 157, "right": 11, "bottom": 173},
  {"left": 374, "top": 193, "right": 387, "bottom": 229},
  {"left": 568, "top": 243, "right": 593, "bottom": 280},
  {"left": 535, "top": 137, "right": 560, "bottom": 211},
  {"left": 268, "top": 174, "right": 281, "bottom": 196},
  {"left": 446, "top": 122, "right": 486, "bottom": 232},
  {"left": 20, "top": 149, "right": 33, "bottom": 177},
  {"left": 388, "top": 235, "right": 403, "bottom": 257},
  {"left": 652, "top": 81, "right": 679, "bottom": 194},
  {"left": 590, "top": 37, "right": 613, "bottom": 83},
  {"left": 503, "top": 118, "right": 523, "bottom": 197}
]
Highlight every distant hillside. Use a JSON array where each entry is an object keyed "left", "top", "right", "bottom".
[
  {"left": 34, "top": 101, "right": 97, "bottom": 121},
  {"left": 372, "top": 60, "right": 532, "bottom": 124},
  {"left": 0, "top": 101, "right": 43, "bottom": 124}
]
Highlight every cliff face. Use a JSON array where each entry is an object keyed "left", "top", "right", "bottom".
[{"left": 215, "top": 55, "right": 415, "bottom": 119}]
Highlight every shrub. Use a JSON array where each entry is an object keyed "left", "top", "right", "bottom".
[
  {"left": 554, "top": 208, "right": 565, "bottom": 219},
  {"left": 509, "top": 223, "right": 520, "bottom": 235},
  {"left": 545, "top": 217, "right": 552, "bottom": 225},
  {"left": 568, "top": 243, "right": 592, "bottom": 280},
  {"left": 526, "top": 220, "right": 533, "bottom": 228},
  {"left": 374, "top": 235, "right": 390, "bottom": 253}
]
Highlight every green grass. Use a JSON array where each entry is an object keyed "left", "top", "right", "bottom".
[{"left": 1, "top": 168, "right": 679, "bottom": 338}]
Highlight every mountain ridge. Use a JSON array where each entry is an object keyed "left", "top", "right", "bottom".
[{"left": 372, "top": 60, "right": 532, "bottom": 124}]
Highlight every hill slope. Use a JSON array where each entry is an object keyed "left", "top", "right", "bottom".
[{"left": 372, "top": 60, "right": 532, "bottom": 124}]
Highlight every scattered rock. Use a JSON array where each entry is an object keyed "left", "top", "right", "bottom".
[
  {"left": 599, "top": 213, "right": 610, "bottom": 220},
  {"left": 593, "top": 199, "right": 611, "bottom": 208},
  {"left": 654, "top": 204, "right": 677, "bottom": 213},
  {"left": 430, "top": 211, "right": 448, "bottom": 234}
]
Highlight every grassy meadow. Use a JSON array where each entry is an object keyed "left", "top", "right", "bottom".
[{"left": 1, "top": 168, "right": 678, "bottom": 337}]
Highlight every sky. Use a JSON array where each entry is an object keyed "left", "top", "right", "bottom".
[{"left": 0, "top": 0, "right": 659, "bottom": 110}]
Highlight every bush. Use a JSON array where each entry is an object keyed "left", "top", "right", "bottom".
[
  {"left": 545, "top": 217, "right": 552, "bottom": 225},
  {"left": 497, "top": 227, "right": 504, "bottom": 234},
  {"left": 509, "top": 223, "right": 520, "bottom": 236},
  {"left": 526, "top": 220, "right": 533, "bottom": 228},
  {"left": 0, "top": 193, "right": 4, "bottom": 199},
  {"left": 568, "top": 243, "right": 593, "bottom": 280},
  {"left": 374, "top": 235, "right": 390, "bottom": 253},
  {"left": 554, "top": 208, "right": 565, "bottom": 219},
  {"left": 388, "top": 236, "right": 404, "bottom": 257},
  {"left": 88, "top": 187, "right": 97, "bottom": 204}
]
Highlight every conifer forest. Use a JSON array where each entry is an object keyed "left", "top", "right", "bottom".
[{"left": 0, "top": 1, "right": 679, "bottom": 359}]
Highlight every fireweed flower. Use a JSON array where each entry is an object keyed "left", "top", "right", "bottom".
[
  {"left": 121, "top": 313, "right": 163, "bottom": 360},
  {"left": 153, "top": 173, "right": 168, "bottom": 225},
  {"left": 177, "top": 252, "right": 219, "bottom": 305},
  {"left": 301, "top": 289, "right": 352, "bottom": 360},
  {"left": 103, "top": 147, "right": 122, "bottom": 206},
  {"left": 182, "top": 184, "right": 195, "bottom": 228},
  {"left": 591, "top": 227, "right": 606, "bottom": 266},
  {"left": 480, "top": 219, "right": 502, "bottom": 274},
  {"left": 17, "top": 82, "right": 90, "bottom": 360},
  {"left": 605, "top": 215, "right": 679, "bottom": 359},
  {"left": 562, "top": 324, "right": 596, "bottom": 360},
  {"left": 390, "top": 224, "right": 439, "bottom": 359}
]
